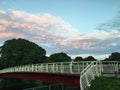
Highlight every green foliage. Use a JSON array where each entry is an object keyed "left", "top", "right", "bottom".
[
  {"left": 0, "top": 38, "right": 46, "bottom": 89},
  {"left": 74, "top": 56, "right": 96, "bottom": 61},
  {"left": 74, "top": 56, "right": 83, "bottom": 61},
  {"left": 88, "top": 77, "right": 120, "bottom": 90},
  {"left": 49, "top": 52, "right": 71, "bottom": 62},
  {"left": 109, "top": 52, "right": 120, "bottom": 61},
  {"left": 84, "top": 56, "right": 96, "bottom": 61},
  {"left": 0, "top": 38, "right": 46, "bottom": 68},
  {"left": 104, "top": 52, "right": 120, "bottom": 61}
]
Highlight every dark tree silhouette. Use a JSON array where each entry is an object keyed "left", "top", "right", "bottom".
[
  {"left": 0, "top": 38, "right": 46, "bottom": 89},
  {"left": 0, "top": 38, "right": 46, "bottom": 68},
  {"left": 74, "top": 56, "right": 83, "bottom": 61},
  {"left": 108, "top": 52, "right": 120, "bottom": 61},
  {"left": 84, "top": 56, "right": 96, "bottom": 61},
  {"left": 49, "top": 52, "right": 71, "bottom": 62}
]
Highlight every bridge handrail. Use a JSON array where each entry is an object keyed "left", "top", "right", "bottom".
[
  {"left": 80, "top": 61, "right": 95, "bottom": 76},
  {"left": 80, "top": 61, "right": 102, "bottom": 90},
  {"left": 101, "top": 61, "right": 120, "bottom": 74},
  {"left": 0, "top": 61, "right": 93, "bottom": 74},
  {"left": 0, "top": 61, "right": 120, "bottom": 90}
]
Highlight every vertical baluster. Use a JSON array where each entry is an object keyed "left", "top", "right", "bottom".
[
  {"left": 77, "top": 63, "right": 80, "bottom": 73},
  {"left": 85, "top": 74, "right": 90, "bottom": 87},
  {"left": 95, "top": 62, "right": 99, "bottom": 76},
  {"left": 45, "top": 64, "right": 47, "bottom": 72},
  {"left": 70, "top": 62, "right": 73, "bottom": 73},
  {"left": 60, "top": 63, "right": 63, "bottom": 73},
  {"left": 52, "top": 63, "right": 55, "bottom": 72},
  {"left": 91, "top": 67, "right": 95, "bottom": 80},
  {"left": 41, "top": 64, "right": 43, "bottom": 72}
]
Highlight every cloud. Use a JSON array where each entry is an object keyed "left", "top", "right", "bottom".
[
  {"left": 0, "top": 10, "right": 81, "bottom": 44},
  {"left": 11, "top": 10, "right": 25, "bottom": 19},
  {"left": 0, "top": 19, "right": 10, "bottom": 30},
  {"left": 0, "top": 10, "right": 6, "bottom": 14},
  {"left": 0, "top": 32, "right": 14, "bottom": 38},
  {"left": 96, "top": 11, "right": 120, "bottom": 31},
  {"left": 0, "top": 9, "right": 120, "bottom": 57}
]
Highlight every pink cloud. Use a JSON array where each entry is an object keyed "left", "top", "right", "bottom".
[
  {"left": 0, "top": 20, "right": 10, "bottom": 26},
  {"left": 11, "top": 10, "right": 25, "bottom": 19},
  {"left": 0, "top": 33, "right": 14, "bottom": 38},
  {"left": 81, "top": 42, "right": 95, "bottom": 50},
  {"left": 0, "top": 10, "right": 97, "bottom": 52},
  {"left": 11, "top": 22, "right": 43, "bottom": 31},
  {"left": 13, "top": 33, "right": 26, "bottom": 39},
  {"left": 24, "top": 13, "right": 58, "bottom": 28},
  {"left": 0, "top": 25, "right": 6, "bottom": 31},
  {"left": 0, "top": 9, "right": 119, "bottom": 54},
  {"left": 73, "top": 44, "right": 79, "bottom": 49},
  {"left": 0, "top": 20, "right": 10, "bottom": 31},
  {"left": 72, "top": 42, "right": 93, "bottom": 50},
  {"left": 12, "top": 22, "right": 29, "bottom": 29},
  {"left": 73, "top": 35, "right": 81, "bottom": 40}
]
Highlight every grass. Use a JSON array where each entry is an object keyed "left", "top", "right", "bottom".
[{"left": 88, "top": 76, "right": 120, "bottom": 90}]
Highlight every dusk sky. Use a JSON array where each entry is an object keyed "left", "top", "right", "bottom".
[{"left": 0, "top": 0, "right": 120, "bottom": 59}]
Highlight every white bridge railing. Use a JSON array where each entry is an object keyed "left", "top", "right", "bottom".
[
  {"left": 102, "top": 61, "right": 120, "bottom": 75},
  {"left": 80, "top": 61, "right": 103, "bottom": 90},
  {"left": 0, "top": 61, "right": 92, "bottom": 74},
  {"left": 0, "top": 61, "right": 120, "bottom": 90},
  {"left": 80, "top": 61, "right": 120, "bottom": 90}
]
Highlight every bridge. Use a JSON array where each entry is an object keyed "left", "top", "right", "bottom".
[{"left": 0, "top": 61, "right": 120, "bottom": 90}]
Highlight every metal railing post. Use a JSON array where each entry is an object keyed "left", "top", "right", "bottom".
[
  {"left": 46, "top": 63, "right": 48, "bottom": 72},
  {"left": 70, "top": 61, "right": 73, "bottom": 73},
  {"left": 91, "top": 67, "right": 95, "bottom": 79},
  {"left": 85, "top": 74, "right": 90, "bottom": 87},
  {"left": 60, "top": 63, "right": 63, "bottom": 73},
  {"left": 52, "top": 63, "right": 55, "bottom": 72}
]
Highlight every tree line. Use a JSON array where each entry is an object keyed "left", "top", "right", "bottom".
[
  {"left": 0, "top": 38, "right": 97, "bottom": 69},
  {"left": 0, "top": 38, "right": 119, "bottom": 90}
]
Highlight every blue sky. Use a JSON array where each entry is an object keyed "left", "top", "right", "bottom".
[{"left": 0, "top": 0, "right": 120, "bottom": 59}]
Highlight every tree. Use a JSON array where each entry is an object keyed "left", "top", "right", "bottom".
[
  {"left": 104, "top": 58, "right": 109, "bottom": 61},
  {"left": 0, "top": 38, "right": 46, "bottom": 68},
  {"left": 84, "top": 56, "right": 96, "bottom": 61},
  {"left": 108, "top": 52, "right": 120, "bottom": 61},
  {"left": 74, "top": 56, "right": 83, "bottom": 61},
  {"left": 0, "top": 38, "right": 46, "bottom": 90},
  {"left": 49, "top": 52, "right": 71, "bottom": 62}
]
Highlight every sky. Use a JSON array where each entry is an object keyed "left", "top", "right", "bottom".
[{"left": 0, "top": 0, "right": 120, "bottom": 59}]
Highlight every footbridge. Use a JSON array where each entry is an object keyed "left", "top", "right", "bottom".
[{"left": 0, "top": 61, "right": 120, "bottom": 90}]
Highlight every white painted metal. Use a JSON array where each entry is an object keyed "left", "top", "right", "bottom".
[
  {"left": 101, "top": 61, "right": 120, "bottom": 77},
  {"left": 0, "top": 61, "right": 120, "bottom": 90},
  {"left": 0, "top": 61, "right": 92, "bottom": 74},
  {"left": 80, "top": 61, "right": 120, "bottom": 90},
  {"left": 80, "top": 61, "right": 103, "bottom": 90},
  {"left": 80, "top": 61, "right": 95, "bottom": 90}
]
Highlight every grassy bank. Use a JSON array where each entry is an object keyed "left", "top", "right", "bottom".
[{"left": 88, "top": 77, "right": 120, "bottom": 90}]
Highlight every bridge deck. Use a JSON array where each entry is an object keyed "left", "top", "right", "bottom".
[
  {"left": 0, "top": 72, "right": 80, "bottom": 88},
  {"left": 0, "top": 61, "right": 120, "bottom": 90}
]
